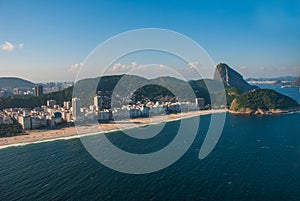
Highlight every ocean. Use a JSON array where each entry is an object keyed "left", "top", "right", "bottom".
[{"left": 0, "top": 86, "right": 299, "bottom": 201}]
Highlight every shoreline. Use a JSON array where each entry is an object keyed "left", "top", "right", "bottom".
[
  {"left": 227, "top": 107, "right": 300, "bottom": 115},
  {"left": 0, "top": 109, "right": 226, "bottom": 149}
]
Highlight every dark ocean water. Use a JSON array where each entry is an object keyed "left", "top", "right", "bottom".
[
  {"left": 1, "top": 113, "right": 300, "bottom": 201},
  {"left": 0, "top": 86, "right": 300, "bottom": 201}
]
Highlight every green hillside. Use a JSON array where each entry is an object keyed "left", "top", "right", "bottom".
[
  {"left": 230, "top": 89, "right": 299, "bottom": 111},
  {"left": 1, "top": 75, "right": 220, "bottom": 109},
  {"left": 0, "top": 87, "right": 73, "bottom": 109}
]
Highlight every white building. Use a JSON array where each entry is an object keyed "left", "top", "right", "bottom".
[
  {"left": 18, "top": 116, "right": 31, "bottom": 130},
  {"left": 71, "top": 98, "right": 81, "bottom": 120},
  {"left": 94, "top": 95, "right": 103, "bottom": 111}
]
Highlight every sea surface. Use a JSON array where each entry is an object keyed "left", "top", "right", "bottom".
[
  {"left": 254, "top": 84, "right": 300, "bottom": 103},
  {"left": 0, "top": 86, "right": 300, "bottom": 201}
]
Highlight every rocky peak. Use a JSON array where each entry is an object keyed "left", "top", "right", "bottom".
[{"left": 213, "top": 63, "right": 257, "bottom": 91}]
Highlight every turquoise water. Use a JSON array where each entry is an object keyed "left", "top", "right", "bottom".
[{"left": 0, "top": 112, "right": 300, "bottom": 200}]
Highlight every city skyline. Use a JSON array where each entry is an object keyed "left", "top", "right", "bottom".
[{"left": 1, "top": 0, "right": 300, "bottom": 82}]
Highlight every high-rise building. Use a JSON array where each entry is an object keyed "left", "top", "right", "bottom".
[
  {"left": 195, "top": 98, "right": 205, "bottom": 109},
  {"left": 72, "top": 98, "right": 81, "bottom": 120},
  {"left": 18, "top": 115, "right": 31, "bottom": 130},
  {"left": 34, "top": 85, "right": 43, "bottom": 97},
  {"left": 94, "top": 95, "right": 103, "bottom": 111}
]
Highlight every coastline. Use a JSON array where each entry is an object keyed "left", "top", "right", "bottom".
[
  {"left": 227, "top": 107, "right": 300, "bottom": 115},
  {"left": 0, "top": 109, "right": 226, "bottom": 149}
]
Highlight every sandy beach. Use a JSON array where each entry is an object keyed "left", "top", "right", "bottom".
[{"left": 0, "top": 109, "right": 226, "bottom": 148}]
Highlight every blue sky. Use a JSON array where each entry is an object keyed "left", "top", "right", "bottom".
[{"left": 0, "top": 0, "right": 299, "bottom": 82}]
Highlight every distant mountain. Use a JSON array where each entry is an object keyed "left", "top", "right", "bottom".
[
  {"left": 0, "top": 77, "right": 35, "bottom": 89},
  {"left": 291, "top": 77, "right": 300, "bottom": 87},
  {"left": 246, "top": 76, "right": 297, "bottom": 82},
  {"left": 213, "top": 63, "right": 257, "bottom": 91}
]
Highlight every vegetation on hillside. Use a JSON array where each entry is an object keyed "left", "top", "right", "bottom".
[
  {"left": 0, "top": 74, "right": 228, "bottom": 109},
  {"left": 225, "top": 88, "right": 243, "bottom": 106},
  {"left": 1, "top": 75, "right": 298, "bottom": 114},
  {"left": 230, "top": 89, "right": 299, "bottom": 111},
  {"left": 0, "top": 87, "right": 73, "bottom": 109},
  {"left": 0, "top": 123, "right": 24, "bottom": 137}
]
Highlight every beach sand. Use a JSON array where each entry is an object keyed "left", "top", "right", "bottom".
[{"left": 0, "top": 109, "right": 226, "bottom": 148}]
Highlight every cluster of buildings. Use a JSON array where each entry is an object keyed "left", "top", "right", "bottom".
[
  {"left": 0, "top": 82, "right": 73, "bottom": 98},
  {"left": 0, "top": 87, "right": 31, "bottom": 97},
  {"left": 3, "top": 100, "right": 66, "bottom": 130},
  {"left": 1, "top": 94, "right": 206, "bottom": 130},
  {"left": 42, "top": 82, "right": 73, "bottom": 94}
]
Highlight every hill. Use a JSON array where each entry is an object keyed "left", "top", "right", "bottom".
[
  {"left": 0, "top": 77, "right": 35, "bottom": 89},
  {"left": 5, "top": 63, "right": 290, "bottom": 111},
  {"left": 213, "top": 63, "right": 257, "bottom": 91},
  {"left": 0, "top": 74, "right": 226, "bottom": 109},
  {"left": 0, "top": 87, "right": 73, "bottom": 110},
  {"left": 230, "top": 88, "right": 299, "bottom": 114},
  {"left": 72, "top": 75, "right": 220, "bottom": 107}
]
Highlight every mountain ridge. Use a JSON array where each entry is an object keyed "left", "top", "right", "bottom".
[
  {"left": 0, "top": 77, "right": 35, "bottom": 89},
  {"left": 1, "top": 63, "right": 297, "bottom": 113}
]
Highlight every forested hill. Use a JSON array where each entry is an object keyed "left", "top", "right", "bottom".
[
  {"left": 230, "top": 89, "right": 299, "bottom": 113},
  {"left": 0, "top": 87, "right": 73, "bottom": 109},
  {"left": 3, "top": 63, "right": 296, "bottom": 112},
  {"left": 0, "top": 74, "right": 224, "bottom": 109}
]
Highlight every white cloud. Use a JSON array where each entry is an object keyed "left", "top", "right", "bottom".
[
  {"left": 1, "top": 41, "right": 15, "bottom": 51},
  {"left": 111, "top": 63, "right": 122, "bottom": 71},
  {"left": 239, "top": 66, "right": 247, "bottom": 70},
  {"left": 131, "top": 61, "right": 138, "bottom": 68},
  {"left": 188, "top": 61, "right": 199, "bottom": 69},
  {"left": 69, "top": 62, "right": 83, "bottom": 73},
  {"left": 1, "top": 41, "right": 24, "bottom": 51},
  {"left": 109, "top": 61, "right": 142, "bottom": 73}
]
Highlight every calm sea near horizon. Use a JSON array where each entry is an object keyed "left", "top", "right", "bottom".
[{"left": 0, "top": 85, "right": 299, "bottom": 200}]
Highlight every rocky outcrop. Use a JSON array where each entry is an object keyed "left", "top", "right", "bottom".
[
  {"left": 228, "top": 107, "right": 299, "bottom": 115},
  {"left": 213, "top": 63, "right": 257, "bottom": 91}
]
